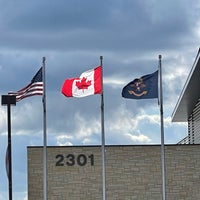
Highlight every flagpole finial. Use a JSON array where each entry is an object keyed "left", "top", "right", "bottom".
[
  {"left": 159, "top": 55, "right": 162, "bottom": 59},
  {"left": 100, "top": 56, "right": 103, "bottom": 67}
]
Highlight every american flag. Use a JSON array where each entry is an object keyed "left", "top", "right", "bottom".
[{"left": 8, "top": 67, "right": 43, "bottom": 102}]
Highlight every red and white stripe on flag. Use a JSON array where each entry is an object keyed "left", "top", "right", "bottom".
[{"left": 61, "top": 66, "right": 102, "bottom": 97}]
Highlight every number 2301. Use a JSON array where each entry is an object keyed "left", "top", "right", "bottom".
[{"left": 55, "top": 154, "right": 94, "bottom": 166}]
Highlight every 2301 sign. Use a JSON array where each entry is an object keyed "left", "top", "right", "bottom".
[{"left": 55, "top": 154, "right": 94, "bottom": 166}]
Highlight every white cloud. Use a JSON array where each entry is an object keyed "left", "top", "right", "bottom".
[
  {"left": 125, "top": 133, "right": 151, "bottom": 143},
  {"left": 136, "top": 113, "right": 160, "bottom": 126},
  {"left": 105, "top": 105, "right": 159, "bottom": 144},
  {"left": 103, "top": 77, "right": 125, "bottom": 88},
  {"left": 11, "top": 102, "right": 43, "bottom": 135},
  {"left": 56, "top": 135, "right": 73, "bottom": 146},
  {"left": 74, "top": 112, "right": 101, "bottom": 139},
  {"left": 0, "top": 108, "right": 7, "bottom": 134}
]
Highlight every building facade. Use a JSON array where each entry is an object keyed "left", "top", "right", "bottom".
[{"left": 28, "top": 145, "right": 200, "bottom": 200}]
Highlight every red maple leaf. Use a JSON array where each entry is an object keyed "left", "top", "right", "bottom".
[{"left": 76, "top": 77, "right": 92, "bottom": 92}]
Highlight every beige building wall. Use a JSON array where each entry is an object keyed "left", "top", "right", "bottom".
[{"left": 28, "top": 145, "right": 200, "bottom": 200}]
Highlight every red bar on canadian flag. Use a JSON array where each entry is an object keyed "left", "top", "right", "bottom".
[{"left": 61, "top": 66, "right": 102, "bottom": 98}]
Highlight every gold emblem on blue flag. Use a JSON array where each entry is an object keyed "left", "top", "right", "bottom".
[{"left": 128, "top": 78, "right": 148, "bottom": 97}]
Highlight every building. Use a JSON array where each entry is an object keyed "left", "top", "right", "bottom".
[
  {"left": 28, "top": 145, "right": 200, "bottom": 200},
  {"left": 172, "top": 48, "right": 200, "bottom": 144}
]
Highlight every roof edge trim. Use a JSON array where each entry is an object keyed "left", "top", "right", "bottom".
[{"left": 172, "top": 48, "right": 200, "bottom": 121}]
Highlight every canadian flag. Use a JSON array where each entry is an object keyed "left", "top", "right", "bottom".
[{"left": 61, "top": 66, "right": 102, "bottom": 97}]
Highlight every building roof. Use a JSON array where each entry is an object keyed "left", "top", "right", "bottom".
[{"left": 172, "top": 49, "right": 200, "bottom": 122}]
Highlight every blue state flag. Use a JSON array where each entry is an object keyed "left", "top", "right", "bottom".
[{"left": 122, "top": 70, "right": 158, "bottom": 99}]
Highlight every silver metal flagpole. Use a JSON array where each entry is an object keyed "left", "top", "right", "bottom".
[
  {"left": 100, "top": 56, "right": 106, "bottom": 200},
  {"left": 159, "top": 55, "right": 166, "bottom": 200},
  {"left": 42, "top": 57, "right": 47, "bottom": 200}
]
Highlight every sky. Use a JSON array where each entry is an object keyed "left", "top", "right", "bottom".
[{"left": 0, "top": 0, "right": 200, "bottom": 199}]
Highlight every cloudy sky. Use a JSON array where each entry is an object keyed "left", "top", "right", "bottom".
[{"left": 0, "top": 0, "right": 200, "bottom": 199}]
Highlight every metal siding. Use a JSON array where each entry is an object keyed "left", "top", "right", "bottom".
[{"left": 188, "top": 100, "right": 200, "bottom": 144}]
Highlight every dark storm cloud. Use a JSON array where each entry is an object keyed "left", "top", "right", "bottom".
[
  {"left": 2, "top": 1, "right": 110, "bottom": 30},
  {"left": 0, "top": 0, "right": 198, "bottom": 52}
]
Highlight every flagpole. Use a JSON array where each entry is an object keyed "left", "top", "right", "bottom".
[
  {"left": 7, "top": 103, "right": 12, "bottom": 200},
  {"left": 159, "top": 55, "right": 166, "bottom": 200},
  {"left": 100, "top": 56, "right": 106, "bottom": 200},
  {"left": 42, "top": 57, "right": 47, "bottom": 200}
]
